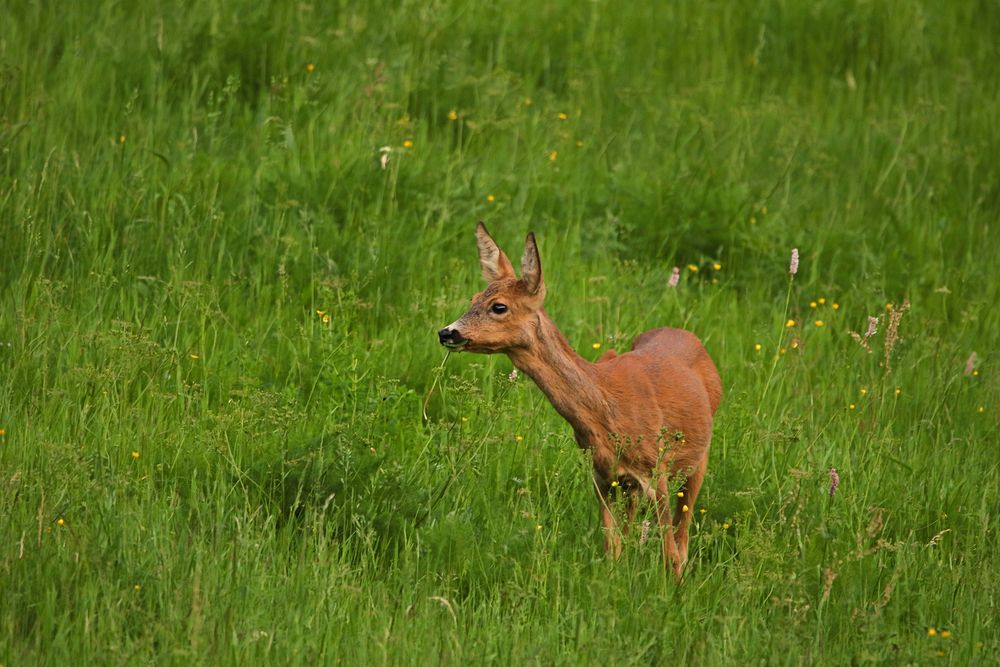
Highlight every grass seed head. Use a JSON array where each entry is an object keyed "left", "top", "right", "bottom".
[
  {"left": 964, "top": 352, "right": 978, "bottom": 376},
  {"left": 668, "top": 266, "right": 680, "bottom": 288}
]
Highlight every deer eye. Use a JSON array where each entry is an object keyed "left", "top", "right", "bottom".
[{"left": 490, "top": 303, "right": 508, "bottom": 314}]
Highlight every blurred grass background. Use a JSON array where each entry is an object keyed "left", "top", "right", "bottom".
[{"left": 1, "top": 0, "right": 998, "bottom": 663}]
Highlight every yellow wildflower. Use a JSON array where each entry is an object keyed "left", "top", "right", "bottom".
[
  {"left": 687, "top": 264, "right": 699, "bottom": 273},
  {"left": 681, "top": 505, "right": 689, "bottom": 512},
  {"left": 786, "top": 319, "right": 795, "bottom": 328},
  {"left": 676, "top": 491, "right": 684, "bottom": 498},
  {"left": 557, "top": 112, "right": 568, "bottom": 120},
  {"left": 818, "top": 297, "right": 826, "bottom": 305},
  {"left": 403, "top": 139, "right": 413, "bottom": 149},
  {"left": 815, "top": 320, "right": 824, "bottom": 327},
  {"left": 447, "top": 110, "right": 458, "bottom": 121},
  {"left": 895, "top": 388, "right": 901, "bottom": 397},
  {"left": 118, "top": 135, "right": 126, "bottom": 144},
  {"left": 189, "top": 354, "right": 199, "bottom": 360},
  {"left": 722, "top": 522, "right": 730, "bottom": 529},
  {"left": 592, "top": 342, "right": 601, "bottom": 350},
  {"left": 486, "top": 194, "right": 495, "bottom": 203},
  {"left": 927, "top": 628, "right": 937, "bottom": 637},
  {"left": 849, "top": 404, "right": 856, "bottom": 410},
  {"left": 940, "top": 630, "right": 951, "bottom": 639},
  {"left": 515, "top": 435, "right": 524, "bottom": 442},
  {"left": 754, "top": 343, "right": 762, "bottom": 352},
  {"left": 549, "top": 150, "right": 558, "bottom": 161},
  {"left": 810, "top": 301, "right": 817, "bottom": 308},
  {"left": 306, "top": 63, "right": 315, "bottom": 73},
  {"left": 131, "top": 451, "right": 140, "bottom": 459},
  {"left": 57, "top": 517, "right": 65, "bottom": 526},
  {"left": 611, "top": 480, "right": 619, "bottom": 488},
  {"left": 322, "top": 315, "right": 330, "bottom": 323},
  {"left": 713, "top": 262, "right": 722, "bottom": 270},
  {"left": 832, "top": 303, "right": 840, "bottom": 310}
]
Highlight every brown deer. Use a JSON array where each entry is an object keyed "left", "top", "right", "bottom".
[{"left": 438, "top": 223, "right": 722, "bottom": 580}]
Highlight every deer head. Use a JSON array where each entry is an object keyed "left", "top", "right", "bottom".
[{"left": 438, "top": 222, "right": 546, "bottom": 353}]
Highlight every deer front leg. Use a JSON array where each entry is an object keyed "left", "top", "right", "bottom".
[{"left": 593, "top": 476, "right": 622, "bottom": 559}]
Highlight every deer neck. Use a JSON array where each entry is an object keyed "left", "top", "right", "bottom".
[{"left": 507, "top": 310, "right": 609, "bottom": 441}]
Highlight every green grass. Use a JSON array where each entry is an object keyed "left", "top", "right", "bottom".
[{"left": 2, "top": 0, "right": 998, "bottom": 663}]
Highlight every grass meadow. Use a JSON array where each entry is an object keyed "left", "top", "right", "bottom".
[{"left": 2, "top": 0, "right": 999, "bottom": 664}]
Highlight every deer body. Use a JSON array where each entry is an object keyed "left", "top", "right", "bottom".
[{"left": 439, "top": 224, "right": 721, "bottom": 580}]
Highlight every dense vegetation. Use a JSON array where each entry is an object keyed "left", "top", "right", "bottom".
[{"left": 2, "top": 1, "right": 997, "bottom": 663}]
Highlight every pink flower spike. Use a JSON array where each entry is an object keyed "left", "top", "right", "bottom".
[
  {"left": 668, "top": 266, "right": 681, "bottom": 288},
  {"left": 789, "top": 248, "right": 800, "bottom": 276},
  {"left": 829, "top": 468, "right": 840, "bottom": 497},
  {"left": 964, "top": 352, "right": 978, "bottom": 377},
  {"left": 639, "top": 520, "right": 651, "bottom": 545},
  {"left": 865, "top": 316, "right": 878, "bottom": 339}
]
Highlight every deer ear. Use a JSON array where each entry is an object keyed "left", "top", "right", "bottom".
[
  {"left": 475, "top": 222, "right": 515, "bottom": 282},
  {"left": 520, "top": 232, "right": 544, "bottom": 296}
]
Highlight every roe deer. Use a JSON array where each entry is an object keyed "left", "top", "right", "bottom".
[{"left": 438, "top": 223, "right": 722, "bottom": 581}]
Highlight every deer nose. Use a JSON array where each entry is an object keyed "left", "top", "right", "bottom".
[{"left": 438, "top": 327, "right": 468, "bottom": 347}]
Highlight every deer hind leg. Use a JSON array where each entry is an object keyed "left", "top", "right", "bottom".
[
  {"left": 672, "top": 459, "right": 707, "bottom": 570},
  {"left": 622, "top": 491, "right": 640, "bottom": 534},
  {"left": 653, "top": 476, "right": 684, "bottom": 582}
]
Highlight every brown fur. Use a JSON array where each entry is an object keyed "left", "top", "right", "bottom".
[{"left": 439, "top": 223, "right": 722, "bottom": 581}]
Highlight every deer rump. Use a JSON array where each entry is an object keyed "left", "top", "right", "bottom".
[{"left": 588, "top": 327, "right": 721, "bottom": 491}]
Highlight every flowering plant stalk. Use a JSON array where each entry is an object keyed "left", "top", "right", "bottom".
[{"left": 756, "top": 248, "right": 799, "bottom": 417}]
